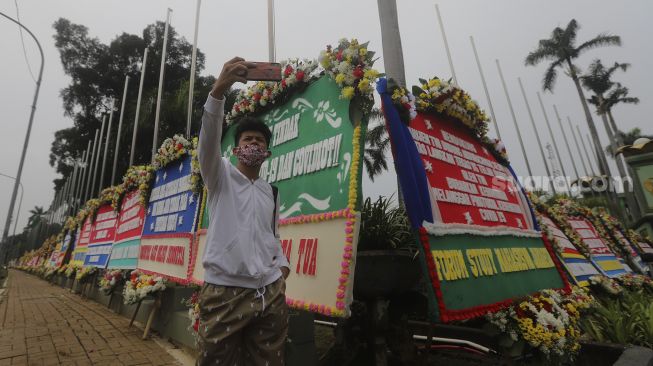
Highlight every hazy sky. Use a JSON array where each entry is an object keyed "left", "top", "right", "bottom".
[{"left": 1, "top": 0, "right": 651, "bottom": 233}]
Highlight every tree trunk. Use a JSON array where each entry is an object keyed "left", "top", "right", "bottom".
[
  {"left": 567, "top": 61, "right": 621, "bottom": 216},
  {"left": 607, "top": 109, "right": 644, "bottom": 219},
  {"left": 377, "top": 0, "right": 406, "bottom": 206},
  {"left": 568, "top": 62, "right": 611, "bottom": 176}
]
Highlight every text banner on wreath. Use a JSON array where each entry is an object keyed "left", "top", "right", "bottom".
[
  {"left": 567, "top": 218, "right": 627, "bottom": 278},
  {"left": 216, "top": 75, "right": 365, "bottom": 317},
  {"left": 84, "top": 204, "right": 117, "bottom": 268},
  {"left": 377, "top": 78, "right": 567, "bottom": 322},
  {"left": 54, "top": 230, "right": 75, "bottom": 268},
  {"left": 108, "top": 189, "right": 146, "bottom": 269},
  {"left": 70, "top": 218, "right": 92, "bottom": 266},
  {"left": 613, "top": 230, "right": 648, "bottom": 274},
  {"left": 138, "top": 155, "right": 200, "bottom": 283},
  {"left": 539, "top": 215, "right": 600, "bottom": 286}
]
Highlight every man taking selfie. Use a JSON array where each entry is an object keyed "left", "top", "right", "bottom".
[{"left": 197, "top": 56, "right": 290, "bottom": 366}]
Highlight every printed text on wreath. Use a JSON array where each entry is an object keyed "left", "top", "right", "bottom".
[{"left": 432, "top": 247, "right": 555, "bottom": 281}]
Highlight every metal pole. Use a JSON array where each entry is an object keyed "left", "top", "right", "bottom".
[
  {"left": 187, "top": 0, "right": 202, "bottom": 138},
  {"left": 130, "top": 48, "right": 148, "bottom": 167},
  {"left": 0, "top": 12, "right": 45, "bottom": 253},
  {"left": 67, "top": 163, "right": 79, "bottom": 216},
  {"left": 470, "top": 36, "right": 500, "bottom": 140},
  {"left": 567, "top": 117, "right": 589, "bottom": 177},
  {"left": 435, "top": 4, "right": 457, "bottom": 86},
  {"left": 495, "top": 60, "right": 533, "bottom": 178},
  {"left": 575, "top": 124, "right": 595, "bottom": 175},
  {"left": 75, "top": 149, "right": 88, "bottom": 211},
  {"left": 537, "top": 93, "right": 567, "bottom": 182},
  {"left": 107, "top": 76, "right": 129, "bottom": 185},
  {"left": 556, "top": 108, "right": 581, "bottom": 179},
  {"left": 77, "top": 141, "right": 91, "bottom": 208},
  {"left": 518, "top": 78, "right": 555, "bottom": 193},
  {"left": 267, "top": 0, "right": 275, "bottom": 62},
  {"left": 83, "top": 137, "right": 95, "bottom": 203},
  {"left": 112, "top": 76, "right": 130, "bottom": 185},
  {"left": 583, "top": 132, "right": 600, "bottom": 176},
  {"left": 152, "top": 8, "right": 172, "bottom": 163},
  {"left": 0, "top": 173, "right": 24, "bottom": 243},
  {"left": 94, "top": 115, "right": 107, "bottom": 197},
  {"left": 84, "top": 130, "right": 100, "bottom": 203},
  {"left": 99, "top": 101, "right": 115, "bottom": 194}
]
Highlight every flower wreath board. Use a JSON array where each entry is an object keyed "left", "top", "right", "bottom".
[
  {"left": 377, "top": 78, "right": 568, "bottom": 322},
  {"left": 538, "top": 214, "right": 600, "bottom": 286},
  {"left": 137, "top": 154, "right": 201, "bottom": 284},
  {"left": 54, "top": 230, "right": 75, "bottom": 268},
  {"left": 562, "top": 215, "right": 627, "bottom": 278},
  {"left": 84, "top": 203, "right": 118, "bottom": 268},
  {"left": 107, "top": 189, "right": 146, "bottom": 269},
  {"left": 70, "top": 218, "right": 92, "bottom": 267},
  {"left": 195, "top": 75, "right": 365, "bottom": 318}
]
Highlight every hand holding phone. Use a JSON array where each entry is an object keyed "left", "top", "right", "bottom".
[{"left": 245, "top": 62, "right": 282, "bottom": 81}]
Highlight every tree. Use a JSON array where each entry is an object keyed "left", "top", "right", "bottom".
[
  {"left": 25, "top": 206, "right": 45, "bottom": 230},
  {"left": 363, "top": 108, "right": 391, "bottom": 181},
  {"left": 600, "top": 86, "right": 640, "bottom": 148},
  {"left": 525, "top": 19, "right": 621, "bottom": 178},
  {"left": 50, "top": 18, "right": 215, "bottom": 195}
]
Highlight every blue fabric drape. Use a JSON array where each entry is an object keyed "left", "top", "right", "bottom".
[{"left": 376, "top": 78, "right": 433, "bottom": 228}]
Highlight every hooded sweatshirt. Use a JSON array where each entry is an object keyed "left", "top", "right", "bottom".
[{"left": 198, "top": 94, "right": 290, "bottom": 289}]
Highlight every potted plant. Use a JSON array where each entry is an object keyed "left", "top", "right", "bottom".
[{"left": 354, "top": 196, "right": 421, "bottom": 299}]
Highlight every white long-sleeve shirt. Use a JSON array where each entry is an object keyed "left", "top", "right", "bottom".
[{"left": 198, "top": 94, "right": 289, "bottom": 289}]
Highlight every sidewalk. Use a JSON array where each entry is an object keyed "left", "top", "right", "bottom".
[{"left": 0, "top": 269, "right": 185, "bottom": 365}]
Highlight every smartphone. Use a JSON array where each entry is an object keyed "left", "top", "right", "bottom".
[{"left": 246, "top": 62, "right": 282, "bottom": 81}]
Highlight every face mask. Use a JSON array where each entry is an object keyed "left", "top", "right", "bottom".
[{"left": 234, "top": 144, "right": 269, "bottom": 167}]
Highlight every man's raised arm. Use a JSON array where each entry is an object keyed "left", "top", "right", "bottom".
[{"left": 198, "top": 57, "right": 254, "bottom": 193}]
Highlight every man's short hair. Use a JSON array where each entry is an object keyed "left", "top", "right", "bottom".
[{"left": 234, "top": 117, "right": 272, "bottom": 146}]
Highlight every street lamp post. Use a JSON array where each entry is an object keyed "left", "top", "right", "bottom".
[
  {"left": 0, "top": 172, "right": 24, "bottom": 242},
  {"left": 0, "top": 12, "right": 44, "bottom": 262}
]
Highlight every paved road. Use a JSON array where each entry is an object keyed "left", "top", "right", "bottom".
[{"left": 0, "top": 269, "right": 182, "bottom": 365}]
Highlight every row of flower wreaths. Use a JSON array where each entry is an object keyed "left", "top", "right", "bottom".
[{"left": 16, "top": 38, "right": 653, "bottom": 360}]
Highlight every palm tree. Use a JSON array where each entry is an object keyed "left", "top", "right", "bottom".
[
  {"left": 601, "top": 86, "right": 639, "bottom": 147},
  {"left": 26, "top": 206, "right": 45, "bottom": 230},
  {"left": 525, "top": 19, "right": 621, "bottom": 178},
  {"left": 363, "top": 109, "right": 391, "bottom": 181},
  {"left": 584, "top": 76, "right": 641, "bottom": 221},
  {"left": 581, "top": 60, "right": 631, "bottom": 176}
]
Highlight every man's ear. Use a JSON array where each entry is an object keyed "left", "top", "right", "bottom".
[
  {"left": 266, "top": 150, "right": 272, "bottom": 158},
  {"left": 232, "top": 146, "right": 239, "bottom": 155}
]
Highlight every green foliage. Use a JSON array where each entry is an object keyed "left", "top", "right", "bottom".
[
  {"left": 580, "top": 289, "right": 653, "bottom": 348},
  {"left": 358, "top": 196, "right": 415, "bottom": 251},
  {"left": 50, "top": 18, "right": 216, "bottom": 191},
  {"left": 524, "top": 19, "right": 621, "bottom": 91}
]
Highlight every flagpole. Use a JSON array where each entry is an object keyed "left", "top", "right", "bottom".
[
  {"left": 267, "top": 0, "right": 275, "bottom": 62},
  {"left": 130, "top": 48, "right": 148, "bottom": 167},
  {"left": 112, "top": 76, "right": 130, "bottom": 185},
  {"left": 537, "top": 93, "right": 567, "bottom": 184},
  {"left": 470, "top": 36, "right": 500, "bottom": 140},
  {"left": 518, "top": 77, "right": 555, "bottom": 193},
  {"left": 495, "top": 60, "right": 533, "bottom": 178},
  {"left": 575, "top": 124, "right": 596, "bottom": 176},
  {"left": 66, "top": 163, "right": 79, "bottom": 216},
  {"left": 79, "top": 141, "right": 92, "bottom": 205},
  {"left": 75, "top": 146, "right": 89, "bottom": 210},
  {"left": 152, "top": 8, "right": 172, "bottom": 163},
  {"left": 553, "top": 113, "right": 582, "bottom": 179},
  {"left": 84, "top": 130, "right": 99, "bottom": 202},
  {"left": 567, "top": 117, "right": 589, "bottom": 177},
  {"left": 435, "top": 4, "right": 457, "bottom": 86},
  {"left": 91, "top": 116, "right": 106, "bottom": 199},
  {"left": 99, "top": 101, "right": 115, "bottom": 194},
  {"left": 186, "top": 0, "right": 201, "bottom": 138},
  {"left": 583, "top": 132, "right": 600, "bottom": 176}
]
